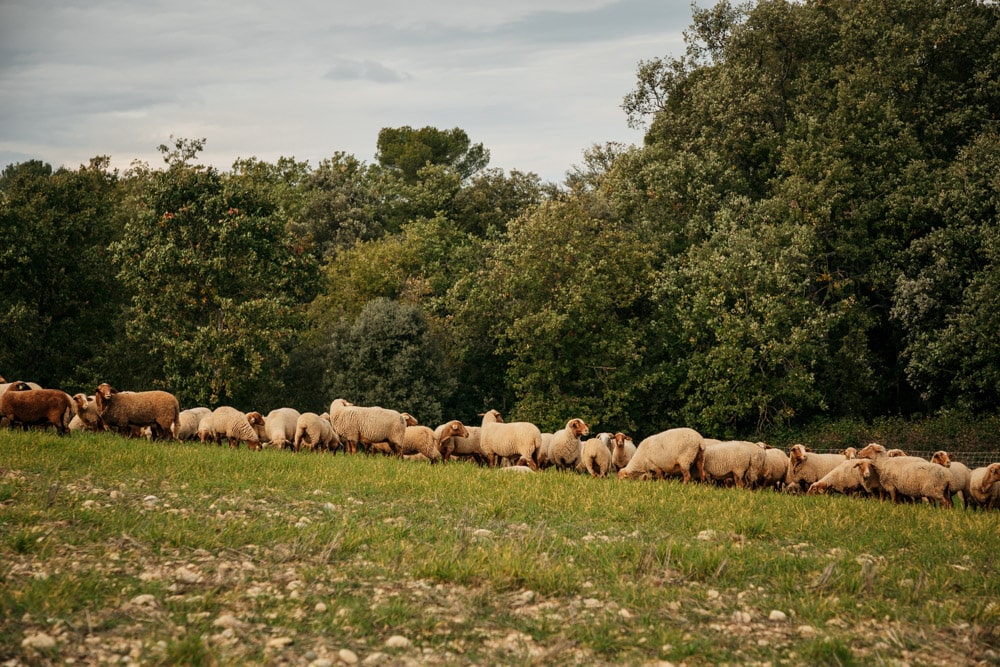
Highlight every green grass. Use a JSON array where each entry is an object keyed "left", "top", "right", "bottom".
[{"left": 2, "top": 430, "right": 999, "bottom": 665}]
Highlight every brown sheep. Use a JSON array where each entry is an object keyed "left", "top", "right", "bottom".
[
  {"left": 0, "top": 382, "right": 75, "bottom": 434},
  {"left": 95, "top": 383, "right": 180, "bottom": 440}
]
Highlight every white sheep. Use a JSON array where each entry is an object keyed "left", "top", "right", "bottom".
[
  {"left": 617, "top": 427, "right": 705, "bottom": 482},
  {"left": 479, "top": 409, "right": 541, "bottom": 470},
  {"left": 610, "top": 432, "right": 637, "bottom": 473},
  {"left": 294, "top": 412, "right": 338, "bottom": 452},
  {"left": 785, "top": 444, "right": 846, "bottom": 493},
  {"left": 264, "top": 407, "right": 302, "bottom": 451},
  {"left": 547, "top": 418, "right": 590, "bottom": 471},
  {"left": 966, "top": 463, "right": 1000, "bottom": 510},
  {"left": 68, "top": 394, "right": 105, "bottom": 432},
  {"left": 94, "top": 383, "right": 180, "bottom": 440},
  {"left": 536, "top": 433, "right": 554, "bottom": 468},
  {"left": 757, "top": 444, "right": 789, "bottom": 490},
  {"left": 328, "top": 398, "right": 409, "bottom": 455},
  {"left": 440, "top": 425, "right": 485, "bottom": 464},
  {"left": 930, "top": 451, "right": 972, "bottom": 508},
  {"left": 856, "top": 443, "right": 952, "bottom": 507},
  {"left": 176, "top": 407, "right": 211, "bottom": 441},
  {"left": 701, "top": 440, "right": 766, "bottom": 489},
  {"left": 198, "top": 406, "right": 262, "bottom": 450},
  {"left": 434, "top": 420, "right": 471, "bottom": 461},
  {"left": 579, "top": 435, "right": 613, "bottom": 478},
  {"left": 806, "top": 459, "right": 871, "bottom": 496},
  {"left": 400, "top": 424, "right": 445, "bottom": 462}
]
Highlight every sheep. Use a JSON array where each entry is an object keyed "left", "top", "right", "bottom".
[
  {"left": 887, "top": 448, "right": 908, "bottom": 457},
  {"left": 176, "top": 407, "right": 211, "bottom": 441},
  {"left": 579, "top": 434, "right": 613, "bottom": 478},
  {"left": 856, "top": 443, "right": 952, "bottom": 507},
  {"left": 806, "top": 459, "right": 872, "bottom": 496},
  {"left": 966, "top": 463, "right": 1000, "bottom": 510},
  {"left": 68, "top": 394, "right": 105, "bottom": 432},
  {"left": 328, "top": 398, "right": 408, "bottom": 455},
  {"left": 0, "top": 382, "right": 75, "bottom": 434},
  {"left": 264, "top": 407, "right": 301, "bottom": 451},
  {"left": 400, "top": 424, "right": 449, "bottom": 462},
  {"left": 757, "top": 444, "right": 789, "bottom": 490},
  {"left": 440, "top": 426, "right": 486, "bottom": 464},
  {"left": 610, "top": 432, "right": 637, "bottom": 472},
  {"left": 930, "top": 451, "right": 972, "bottom": 508},
  {"left": 94, "top": 383, "right": 180, "bottom": 440},
  {"left": 198, "top": 406, "right": 262, "bottom": 450},
  {"left": 479, "top": 409, "right": 541, "bottom": 470},
  {"left": 547, "top": 418, "right": 590, "bottom": 471},
  {"left": 701, "top": 440, "right": 766, "bottom": 489},
  {"left": 434, "top": 420, "right": 471, "bottom": 461},
  {"left": 537, "top": 433, "right": 554, "bottom": 468},
  {"left": 617, "top": 428, "right": 705, "bottom": 482},
  {"left": 840, "top": 447, "right": 858, "bottom": 459},
  {"left": 785, "top": 444, "right": 846, "bottom": 493},
  {"left": 294, "top": 412, "right": 338, "bottom": 452}
]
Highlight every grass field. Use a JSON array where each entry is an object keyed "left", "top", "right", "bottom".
[{"left": 2, "top": 431, "right": 999, "bottom": 666}]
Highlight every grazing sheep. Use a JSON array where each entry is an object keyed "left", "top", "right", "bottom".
[
  {"left": 757, "top": 444, "right": 789, "bottom": 490},
  {"left": 931, "top": 451, "right": 972, "bottom": 508},
  {"left": 199, "top": 406, "right": 262, "bottom": 450},
  {"left": 610, "top": 432, "right": 637, "bottom": 473},
  {"left": 547, "top": 418, "right": 590, "bottom": 470},
  {"left": 264, "top": 407, "right": 302, "bottom": 451},
  {"left": 806, "top": 459, "right": 871, "bottom": 496},
  {"left": 176, "top": 407, "right": 211, "bottom": 441},
  {"left": 95, "top": 383, "right": 180, "bottom": 440},
  {"left": 785, "top": 444, "right": 846, "bottom": 493},
  {"left": 480, "top": 409, "right": 541, "bottom": 470},
  {"left": 856, "top": 443, "right": 952, "bottom": 507},
  {"left": 328, "top": 398, "right": 408, "bottom": 455},
  {"left": 434, "top": 420, "right": 471, "bottom": 460},
  {"left": 400, "top": 424, "right": 446, "bottom": 462},
  {"left": 294, "top": 412, "right": 338, "bottom": 452},
  {"left": 440, "top": 426, "right": 485, "bottom": 464},
  {"left": 68, "top": 394, "right": 105, "bottom": 432},
  {"left": 0, "top": 382, "right": 75, "bottom": 434},
  {"left": 579, "top": 435, "right": 613, "bottom": 478},
  {"left": 702, "top": 440, "right": 766, "bottom": 489},
  {"left": 617, "top": 428, "right": 705, "bottom": 482},
  {"left": 966, "top": 463, "right": 1000, "bottom": 510}
]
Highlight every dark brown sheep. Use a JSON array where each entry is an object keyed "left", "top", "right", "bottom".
[
  {"left": 95, "top": 383, "right": 180, "bottom": 440},
  {"left": 0, "top": 382, "right": 75, "bottom": 434}
]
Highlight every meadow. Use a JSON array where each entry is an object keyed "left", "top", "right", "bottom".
[{"left": 2, "top": 431, "right": 998, "bottom": 666}]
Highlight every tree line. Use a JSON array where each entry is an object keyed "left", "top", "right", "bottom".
[{"left": 2, "top": 0, "right": 999, "bottom": 439}]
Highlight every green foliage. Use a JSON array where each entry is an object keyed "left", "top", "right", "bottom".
[
  {"left": 110, "top": 139, "right": 319, "bottom": 406},
  {"left": 376, "top": 125, "right": 490, "bottom": 183},
  {"left": 321, "top": 298, "right": 456, "bottom": 424}
]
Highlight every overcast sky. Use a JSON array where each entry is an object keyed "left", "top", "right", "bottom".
[{"left": 0, "top": 0, "right": 697, "bottom": 183}]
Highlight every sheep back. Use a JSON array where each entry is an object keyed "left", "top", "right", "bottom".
[
  {"left": 265, "top": 408, "right": 302, "bottom": 450},
  {"left": 480, "top": 409, "right": 541, "bottom": 470},
  {"left": 294, "top": 412, "right": 337, "bottom": 452},
  {"left": 580, "top": 437, "right": 613, "bottom": 478},
  {"left": 618, "top": 428, "right": 705, "bottom": 482},
  {"left": 702, "top": 440, "right": 766, "bottom": 488},
  {"left": 204, "top": 406, "right": 261, "bottom": 450}
]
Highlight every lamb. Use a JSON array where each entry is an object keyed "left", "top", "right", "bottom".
[
  {"left": 479, "top": 409, "right": 541, "bottom": 470},
  {"left": 68, "top": 394, "right": 105, "bottom": 432},
  {"left": 294, "top": 412, "right": 338, "bottom": 452},
  {"left": 439, "top": 426, "right": 485, "bottom": 464},
  {"left": 930, "top": 451, "right": 972, "bottom": 508},
  {"left": 610, "top": 432, "right": 637, "bottom": 472},
  {"left": 176, "top": 407, "right": 211, "bottom": 441},
  {"left": 434, "top": 420, "right": 471, "bottom": 461},
  {"left": 785, "top": 444, "right": 846, "bottom": 493},
  {"left": 0, "top": 382, "right": 75, "bottom": 434},
  {"left": 806, "top": 459, "right": 871, "bottom": 496},
  {"left": 617, "top": 428, "right": 705, "bottom": 482},
  {"left": 198, "top": 406, "right": 262, "bottom": 450},
  {"left": 856, "top": 443, "right": 952, "bottom": 507},
  {"left": 264, "top": 407, "right": 302, "bottom": 451},
  {"left": 966, "top": 463, "right": 1000, "bottom": 510},
  {"left": 701, "top": 440, "right": 766, "bottom": 488},
  {"left": 547, "top": 418, "right": 590, "bottom": 470},
  {"left": 95, "top": 383, "right": 180, "bottom": 440},
  {"left": 757, "top": 444, "right": 789, "bottom": 490},
  {"left": 328, "top": 398, "right": 409, "bottom": 455},
  {"left": 579, "top": 434, "right": 613, "bottom": 478}
]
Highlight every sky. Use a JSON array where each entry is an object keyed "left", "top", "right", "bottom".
[{"left": 0, "top": 0, "right": 697, "bottom": 184}]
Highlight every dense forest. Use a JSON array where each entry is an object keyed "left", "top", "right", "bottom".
[{"left": 2, "top": 0, "right": 999, "bottom": 439}]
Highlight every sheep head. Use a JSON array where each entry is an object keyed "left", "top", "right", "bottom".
[
  {"left": 481, "top": 409, "right": 503, "bottom": 424},
  {"left": 246, "top": 411, "right": 265, "bottom": 426},
  {"left": 979, "top": 463, "right": 1000, "bottom": 493},
  {"left": 856, "top": 443, "right": 885, "bottom": 459},
  {"left": 841, "top": 447, "right": 858, "bottom": 459},
  {"left": 931, "top": 451, "right": 951, "bottom": 467},
  {"left": 94, "top": 383, "right": 117, "bottom": 414},
  {"left": 401, "top": 412, "right": 419, "bottom": 427},
  {"left": 568, "top": 418, "right": 589, "bottom": 438},
  {"left": 445, "top": 420, "right": 469, "bottom": 438},
  {"left": 806, "top": 482, "right": 828, "bottom": 495},
  {"left": 789, "top": 444, "right": 808, "bottom": 467},
  {"left": 887, "top": 448, "right": 907, "bottom": 457}
]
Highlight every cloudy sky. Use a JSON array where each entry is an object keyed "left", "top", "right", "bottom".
[{"left": 1, "top": 0, "right": 697, "bottom": 183}]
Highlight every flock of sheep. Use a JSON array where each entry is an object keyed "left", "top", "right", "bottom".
[{"left": 2, "top": 377, "right": 999, "bottom": 510}]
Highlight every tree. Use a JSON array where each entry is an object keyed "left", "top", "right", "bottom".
[
  {"left": 376, "top": 126, "right": 490, "bottom": 183},
  {"left": 110, "top": 139, "right": 319, "bottom": 406}
]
